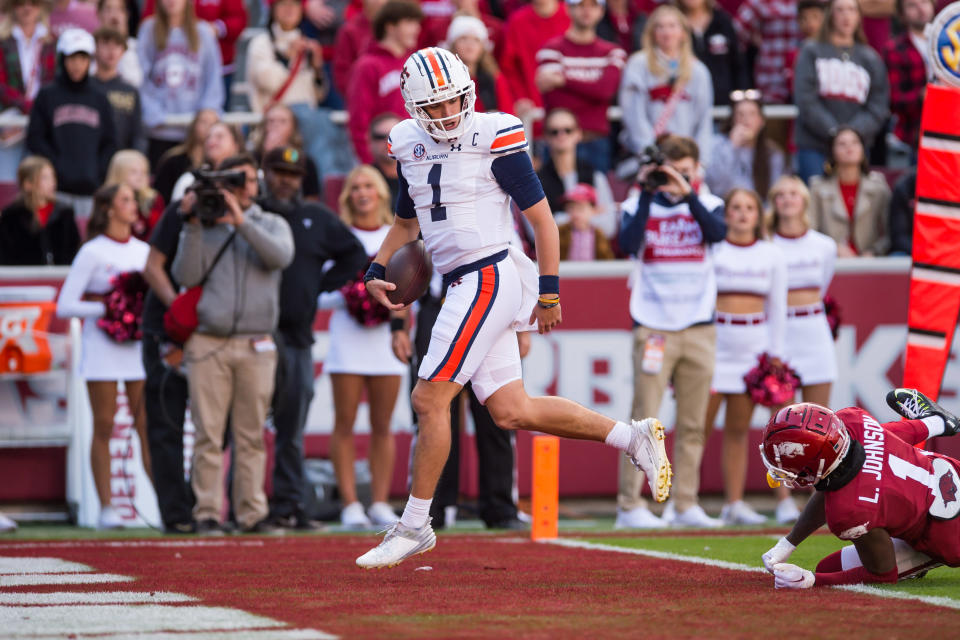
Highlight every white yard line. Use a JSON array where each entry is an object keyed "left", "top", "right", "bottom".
[
  {"left": 0, "top": 540, "right": 266, "bottom": 550},
  {"left": 0, "top": 591, "right": 196, "bottom": 605},
  {"left": 22, "top": 630, "right": 336, "bottom": 640},
  {"left": 544, "top": 538, "right": 960, "bottom": 611},
  {"left": 0, "top": 558, "right": 93, "bottom": 574},
  {"left": 0, "top": 573, "right": 134, "bottom": 587}
]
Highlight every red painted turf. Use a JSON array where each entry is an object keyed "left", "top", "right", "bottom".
[{"left": 1, "top": 536, "right": 958, "bottom": 639}]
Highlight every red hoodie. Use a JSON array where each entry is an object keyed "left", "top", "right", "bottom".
[
  {"left": 347, "top": 43, "right": 409, "bottom": 163},
  {"left": 142, "top": 0, "right": 247, "bottom": 69},
  {"left": 333, "top": 12, "right": 374, "bottom": 97},
  {"left": 498, "top": 3, "right": 570, "bottom": 109}
]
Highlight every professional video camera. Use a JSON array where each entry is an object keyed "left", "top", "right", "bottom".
[
  {"left": 637, "top": 145, "right": 669, "bottom": 191},
  {"left": 190, "top": 168, "right": 247, "bottom": 226}
]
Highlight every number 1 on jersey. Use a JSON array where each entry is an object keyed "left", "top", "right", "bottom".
[{"left": 428, "top": 163, "right": 446, "bottom": 222}]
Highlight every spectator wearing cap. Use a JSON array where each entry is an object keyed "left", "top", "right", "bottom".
[
  {"left": 347, "top": 0, "right": 422, "bottom": 164},
  {"left": 445, "top": 15, "right": 513, "bottom": 114},
  {"left": 96, "top": 0, "right": 142, "bottom": 87},
  {"left": 418, "top": 0, "right": 505, "bottom": 56},
  {"left": 141, "top": 0, "right": 246, "bottom": 108},
  {"left": 0, "top": 0, "right": 58, "bottom": 181},
  {"left": 499, "top": 0, "right": 570, "bottom": 117},
  {"left": 260, "top": 146, "right": 367, "bottom": 528},
  {"left": 883, "top": 0, "right": 936, "bottom": 153},
  {"left": 26, "top": 27, "right": 116, "bottom": 222},
  {"left": 90, "top": 27, "right": 145, "bottom": 152},
  {"left": 558, "top": 183, "right": 615, "bottom": 260},
  {"left": 536, "top": 0, "right": 625, "bottom": 173}
]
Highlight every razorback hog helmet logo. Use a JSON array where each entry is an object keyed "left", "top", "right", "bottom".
[{"left": 940, "top": 471, "right": 959, "bottom": 507}]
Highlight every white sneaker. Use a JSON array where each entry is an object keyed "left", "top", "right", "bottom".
[
  {"left": 660, "top": 500, "right": 677, "bottom": 525},
  {"left": 341, "top": 502, "right": 372, "bottom": 529},
  {"left": 720, "top": 500, "right": 767, "bottom": 526},
  {"left": 614, "top": 506, "right": 666, "bottom": 529},
  {"left": 672, "top": 504, "right": 723, "bottom": 528},
  {"left": 625, "top": 418, "right": 672, "bottom": 502},
  {"left": 356, "top": 519, "right": 437, "bottom": 569},
  {"left": 367, "top": 502, "right": 400, "bottom": 526},
  {"left": 0, "top": 512, "right": 16, "bottom": 533},
  {"left": 775, "top": 497, "right": 801, "bottom": 524},
  {"left": 97, "top": 506, "right": 124, "bottom": 530}
]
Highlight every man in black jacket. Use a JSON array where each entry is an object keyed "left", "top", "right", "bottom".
[
  {"left": 25, "top": 28, "right": 116, "bottom": 221},
  {"left": 261, "top": 146, "right": 368, "bottom": 529}
]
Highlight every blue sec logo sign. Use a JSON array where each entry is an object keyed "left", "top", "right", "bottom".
[
  {"left": 414, "top": 143, "right": 426, "bottom": 159},
  {"left": 930, "top": 2, "right": 960, "bottom": 88}
]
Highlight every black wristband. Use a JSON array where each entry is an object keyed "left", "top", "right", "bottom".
[
  {"left": 363, "top": 262, "right": 386, "bottom": 284},
  {"left": 390, "top": 317, "right": 405, "bottom": 332},
  {"left": 539, "top": 275, "right": 559, "bottom": 295}
]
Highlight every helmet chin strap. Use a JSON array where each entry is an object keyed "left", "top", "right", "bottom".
[{"left": 814, "top": 440, "right": 865, "bottom": 492}]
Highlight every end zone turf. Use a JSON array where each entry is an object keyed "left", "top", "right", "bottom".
[{"left": 1, "top": 533, "right": 958, "bottom": 638}]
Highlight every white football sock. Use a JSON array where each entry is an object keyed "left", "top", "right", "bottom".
[
  {"left": 400, "top": 495, "right": 432, "bottom": 530},
  {"left": 605, "top": 421, "right": 632, "bottom": 451},
  {"left": 922, "top": 415, "right": 946, "bottom": 438}
]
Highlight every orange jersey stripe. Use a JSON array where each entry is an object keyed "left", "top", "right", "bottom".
[
  {"left": 491, "top": 131, "right": 526, "bottom": 150},
  {"left": 426, "top": 50, "right": 446, "bottom": 87},
  {"left": 434, "top": 265, "right": 497, "bottom": 380}
]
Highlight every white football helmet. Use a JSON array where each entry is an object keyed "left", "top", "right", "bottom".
[{"left": 400, "top": 47, "right": 476, "bottom": 141}]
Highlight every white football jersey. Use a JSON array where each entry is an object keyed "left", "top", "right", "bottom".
[{"left": 388, "top": 111, "right": 528, "bottom": 275}]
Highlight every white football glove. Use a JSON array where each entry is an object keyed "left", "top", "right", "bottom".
[
  {"left": 762, "top": 536, "right": 796, "bottom": 573},
  {"left": 773, "top": 563, "right": 815, "bottom": 589}
]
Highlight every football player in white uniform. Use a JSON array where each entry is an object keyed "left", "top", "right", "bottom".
[{"left": 357, "top": 47, "right": 673, "bottom": 569}]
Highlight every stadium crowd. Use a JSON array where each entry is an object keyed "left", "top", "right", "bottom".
[{"left": 0, "top": 0, "right": 944, "bottom": 533}]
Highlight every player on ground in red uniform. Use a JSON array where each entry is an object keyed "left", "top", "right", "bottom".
[{"left": 759, "top": 389, "right": 960, "bottom": 588}]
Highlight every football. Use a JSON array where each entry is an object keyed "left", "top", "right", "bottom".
[{"left": 385, "top": 239, "right": 433, "bottom": 306}]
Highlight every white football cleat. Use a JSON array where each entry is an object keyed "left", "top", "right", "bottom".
[
  {"left": 356, "top": 519, "right": 437, "bottom": 569},
  {"left": 720, "top": 500, "right": 767, "bottom": 526},
  {"left": 626, "top": 418, "right": 672, "bottom": 503}
]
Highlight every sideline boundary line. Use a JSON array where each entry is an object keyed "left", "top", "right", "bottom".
[{"left": 544, "top": 538, "right": 960, "bottom": 611}]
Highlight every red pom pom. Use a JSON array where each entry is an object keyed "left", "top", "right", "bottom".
[
  {"left": 743, "top": 352, "right": 801, "bottom": 407},
  {"left": 341, "top": 258, "right": 390, "bottom": 327},
  {"left": 97, "top": 271, "right": 148, "bottom": 343}
]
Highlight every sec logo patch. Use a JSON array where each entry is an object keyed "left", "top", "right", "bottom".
[
  {"left": 930, "top": 3, "right": 960, "bottom": 87},
  {"left": 414, "top": 143, "right": 426, "bottom": 159}
]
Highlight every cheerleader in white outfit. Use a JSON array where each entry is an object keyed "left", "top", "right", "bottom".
[
  {"left": 767, "top": 175, "right": 839, "bottom": 521},
  {"left": 56, "top": 184, "right": 152, "bottom": 529},
  {"left": 324, "top": 166, "right": 406, "bottom": 529},
  {"left": 704, "top": 188, "right": 787, "bottom": 526}
]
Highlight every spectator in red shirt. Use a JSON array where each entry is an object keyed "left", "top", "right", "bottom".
[
  {"left": 142, "top": 0, "right": 247, "bottom": 109},
  {"left": 333, "top": 0, "right": 385, "bottom": 98},
  {"left": 883, "top": 0, "right": 935, "bottom": 151},
  {"left": 347, "top": 0, "right": 422, "bottom": 164},
  {"left": 498, "top": 0, "right": 570, "bottom": 116},
  {"left": 418, "top": 0, "right": 505, "bottom": 55},
  {"left": 536, "top": 0, "right": 625, "bottom": 172},
  {"left": 446, "top": 15, "right": 513, "bottom": 113},
  {"left": 597, "top": 0, "right": 646, "bottom": 53}
]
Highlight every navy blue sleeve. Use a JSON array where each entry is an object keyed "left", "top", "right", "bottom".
[
  {"left": 687, "top": 194, "right": 727, "bottom": 243},
  {"left": 618, "top": 190, "right": 653, "bottom": 255},
  {"left": 490, "top": 152, "right": 546, "bottom": 211},
  {"left": 395, "top": 162, "right": 416, "bottom": 219}
]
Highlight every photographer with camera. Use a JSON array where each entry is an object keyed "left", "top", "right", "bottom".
[
  {"left": 171, "top": 154, "right": 294, "bottom": 535},
  {"left": 615, "top": 135, "right": 726, "bottom": 530}
]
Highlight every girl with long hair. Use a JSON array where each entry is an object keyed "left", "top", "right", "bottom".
[
  {"left": 152, "top": 108, "right": 219, "bottom": 205},
  {"left": 248, "top": 103, "right": 321, "bottom": 199},
  {"left": 138, "top": 0, "right": 223, "bottom": 168},
  {"left": 619, "top": 4, "right": 714, "bottom": 158},
  {"left": 446, "top": 15, "right": 513, "bottom": 113},
  {"left": 766, "top": 174, "right": 839, "bottom": 522},
  {"left": 56, "top": 183, "right": 152, "bottom": 529},
  {"left": 104, "top": 150, "right": 165, "bottom": 240},
  {"left": 793, "top": 0, "right": 889, "bottom": 183},
  {"left": 704, "top": 188, "right": 788, "bottom": 526},
  {"left": 809, "top": 127, "right": 890, "bottom": 256},
  {"left": 323, "top": 165, "right": 406, "bottom": 529},
  {"left": 0, "top": 155, "right": 79, "bottom": 265},
  {"left": 169, "top": 121, "right": 244, "bottom": 201},
  {"left": 706, "top": 90, "right": 785, "bottom": 201}
]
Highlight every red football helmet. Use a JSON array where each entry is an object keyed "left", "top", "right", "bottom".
[{"left": 759, "top": 403, "right": 851, "bottom": 488}]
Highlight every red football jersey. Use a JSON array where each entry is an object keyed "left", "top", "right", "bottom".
[{"left": 824, "top": 408, "right": 960, "bottom": 567}]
